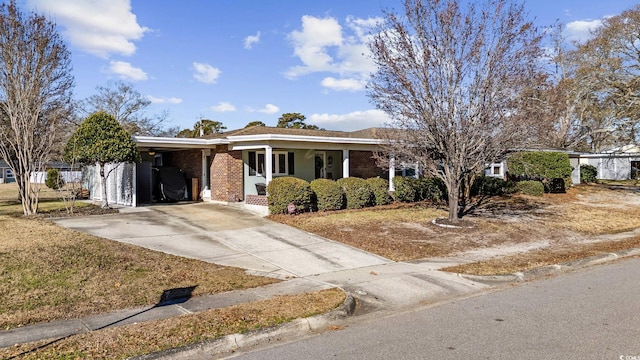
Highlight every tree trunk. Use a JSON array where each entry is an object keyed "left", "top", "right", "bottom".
[
  {"left": 99, "top": 162, "right": 109, "bottom": 208},
  {"left": 447, "top": 179, "right": 460, "bottom": 222},
  {"left": 17, "top": 172, "right": 37, "bottom": 215}
]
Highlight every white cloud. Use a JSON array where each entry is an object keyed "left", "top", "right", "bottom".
[
  {"left": 309, "top": 109, "right": 389, "bottom": 131},
  {"left": 27, "top": 0, "right": 148, "bottom": 58},
  {"left": 321, "top": 77, "right": 366, "bottom": 92},
  {"left": 147, "top": 95, "right": 182, "bottom": 104},
  {"left": 286, "top": 15, "right": 381, "bottom": 92},
  {"left": 244, "top": 31, "right": 261, "bottom": 49},
  {"left": 193, "top": 62, "right": 221, "bottom": 84},
  {"left": 211, "top": 102, "right": 236, "bottom": 112},
  {"left": 247, "top": 104, "right": 279, "bottom": 114},
  {"left": 109, "top": 61, "right": 147, "bottom": 81},
  {"left": 565, "top": 19, "right": 603, "bottom": 43}
]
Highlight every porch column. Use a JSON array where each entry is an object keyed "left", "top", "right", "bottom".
[
  {"left": 201, "top": 149, "right": 211, "bottom": 199},
  {"left": 388, "top": 154, "right": 395, "bottom": 191},
  {"left": 342, "top": 149, "right": 350, "bottom": 178},
  {"left": 265, "top": 145, "right": 273, "bottom": 185}
]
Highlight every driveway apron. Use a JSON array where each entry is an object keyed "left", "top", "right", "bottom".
[{"left": 53, "top": 203, "right": 390, "bottom": 278}]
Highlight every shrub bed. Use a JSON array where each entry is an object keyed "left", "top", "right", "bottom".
[
  {"left": 336, "top": 177, "right": 373, "bottom": 209},
  {"left": 266, "top": 177, "right": 313, "bottom": 214},
  {"left": 310, "top": 179, "right": 344, "bottom": 211}
]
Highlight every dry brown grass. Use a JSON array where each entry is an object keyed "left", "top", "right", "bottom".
[
  {"left": 0, "top": 215, "right": 278, "bottom": 330},
  {"left": 271, "top": 185, "right": 640, "bottom": 271},
  {"left": 272, "top": 203, "right": 451, "bottom": 261},
  {"left": 443, "top": 235, "right": 640, "bottom": 275},
  {"left": 0, "top": 288, "right": 345, "bottom": 359}
]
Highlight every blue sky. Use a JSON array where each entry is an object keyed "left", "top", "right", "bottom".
[{"left": 21, "top": 0, "right": 640, "bottom": 132}]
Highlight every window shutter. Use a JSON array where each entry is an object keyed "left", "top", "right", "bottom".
[
  {"left": 288, "top": 152, "right": 295, "bottom": 175},
  {"left": 248, "top": 151, "right": 256, "bottom": 176}
]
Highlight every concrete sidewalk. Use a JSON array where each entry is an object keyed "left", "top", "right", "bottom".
[{"left": 2, "top": 203, "right": 487, "bottom": 349}]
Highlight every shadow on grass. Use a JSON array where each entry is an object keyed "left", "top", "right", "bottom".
[
  {"left": 8, "top": 286, "right": 198, "bottom": 359},
  {"left": 462, "top": 195, "right": 545, "bottom": 219}
]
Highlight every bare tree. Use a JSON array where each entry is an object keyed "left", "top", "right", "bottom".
[
  {"left": 368, "top": 0, "right": 543, "bottom": 222},
  {"left": 83, "top": 81, "right": 179, "bottom": 136},
  {"left": 569, "top": 5, "right": 640, "bottom": 151},
  {"left": 0, "top": 1, "right": 74, "bottom": 215}
]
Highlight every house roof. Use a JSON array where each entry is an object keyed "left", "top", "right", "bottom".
[
  {"left": 135, "top": 126, "right": 388, "bottom": 150},
  {"left": 204, "top": 126, "right": 387, "bottom": 139}
]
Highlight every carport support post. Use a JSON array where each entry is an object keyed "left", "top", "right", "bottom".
[
  {"left": 342, "top": 149, "right": 349, "bottom": 178},
  {"left": 388, "top": 154, "right": 395, "bottom": 191},
  {"left": 265, "top": 145, "right": 273, "bottom": 185},
  {"left": 201, "top": 149, "right": 211, "bottom": 200}
]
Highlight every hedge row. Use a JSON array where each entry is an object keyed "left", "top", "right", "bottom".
[{"left": 267, "top": 176, "right": 393, "bottom": 214}]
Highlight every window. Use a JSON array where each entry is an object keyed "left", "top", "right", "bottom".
[
  {"left": 493, "top": 166, "right": 501, "bottom": 175},
  {"left": 248, "top": 151, "right": 294, "bottom": 176}
]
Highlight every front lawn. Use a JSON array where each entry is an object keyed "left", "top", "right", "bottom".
[{"left": 272, "top": 184, "right": 640, "bottom": 274}]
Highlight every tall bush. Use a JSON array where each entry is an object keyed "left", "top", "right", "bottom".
[
  {"left": 45, "top": 168, "right": 65, "bottom": 190},
  {"left": 507, "top": 151, "right": 573, "bottom": 181},
  {"left": 366, "top": 177, "right": 392, "bottom": 206},
  {"left": 310, "top": 179, "right": 344, "bottom": 211},
  {"left": 336, "top": 177, "right": 373, "bottom": 209},
  {"left": 580, "top": 164, "right": 597, "bottom": 184},
  {"left": 266, "top": 177, "right": 313, "bottom": 214}
]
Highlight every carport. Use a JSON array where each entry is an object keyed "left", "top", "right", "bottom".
[{"left": 134, "top": 136, "right": 226, "bottom": 205}]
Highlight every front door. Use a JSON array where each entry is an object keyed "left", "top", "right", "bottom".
[{"left": 315, "top": 151, "right": 326, "bottom": 179}]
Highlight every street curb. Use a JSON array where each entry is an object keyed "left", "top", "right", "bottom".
[
  {"left": 460, "top": 247, "right": 640, "bottom": 284},
  {"left": 133, "top": 292, "right": 356, "bottom": 360}
]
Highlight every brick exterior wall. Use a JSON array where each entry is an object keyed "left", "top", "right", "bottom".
[
  {"left": 245, "top": 194, "right": 267, "bottom": 206},
  {"left": 350, "top": 150, "right": 385, "bottom": 179},
  {"left": 210, "top": 146, "right": 244, "bottom": 202},
  {"left": 165, "top": 149, "right": 202, "bottom": 179}
]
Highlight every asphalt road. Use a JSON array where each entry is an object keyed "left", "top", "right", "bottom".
[{"left": 228, "top": 257, "right": 640, "bottom": 360}]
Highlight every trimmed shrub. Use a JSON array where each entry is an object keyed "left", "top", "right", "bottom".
[
  {"left": 45, "top": 168, "right": 65, "bottom": 190},
  {"left": 310, "top": 179, "right": 344, "bottom": 211},
  {"left": 393, "top": 176, "right": 446, "bottom": 202},
  {"left": 417, "top": 177, "right": 446, "bottom": 201},
  {"left": 366, "top": 177, "right": 392, "bottom": 206},
  {"left": 471, "top": 175, "right": 506, "bottom": 196},
  {"left": 580, "top": 164, "right": 598, "bottom": 184},
  {"left": 393, "top": 176, "right": 418, "bottom": 202},
  {"left": 266, "top": 176, "right": 313, "bottom": 214},
  {"left": 336, "top": 177, "right": 374, "bottom": 209},
  {"left": 515, "top": 180, "right": 544, "bottom": 196}
]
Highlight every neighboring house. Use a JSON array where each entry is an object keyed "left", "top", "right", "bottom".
[
  {"left": 0, "top": 160, "right": 81, "bottom": 184},
  {"left": 0, "top": 160, "right": 14, "bottom": 183},
  {"left": 580, "top": 146, "right": 640, "bottom": 181},
  {"left": 484, "top": 148, "right": 583, "bottom": 185}
]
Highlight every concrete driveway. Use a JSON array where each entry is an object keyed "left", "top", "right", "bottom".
[{"left": 53, "top": 203, "right": 390, "bottom": 279}]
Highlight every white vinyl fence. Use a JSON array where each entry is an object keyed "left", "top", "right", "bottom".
[
  {"left": 83, "top": 163, "right": 136, "bottom": 206},
  {"left": 30, "top": 171, "right": 83, "bottom": 184}
]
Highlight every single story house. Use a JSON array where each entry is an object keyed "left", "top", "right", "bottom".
[{"left": 87, "top": 126, "right": 398, "bottom": 212}]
